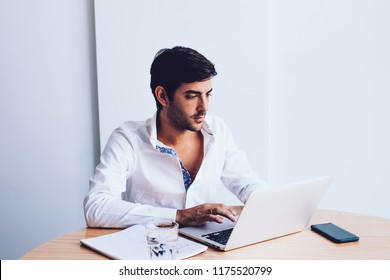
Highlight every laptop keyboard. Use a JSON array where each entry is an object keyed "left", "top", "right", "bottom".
[{"left": 202, "top": 228, "right": 233, "bottom": 245}]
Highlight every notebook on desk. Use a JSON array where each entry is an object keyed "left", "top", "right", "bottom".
[{"left": 179, "top": 176, "right": 332, "bottom": 251}]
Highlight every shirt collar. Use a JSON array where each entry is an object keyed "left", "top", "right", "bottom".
[{"left": 148, "top": 112, "right": 159, "bottom": 148}]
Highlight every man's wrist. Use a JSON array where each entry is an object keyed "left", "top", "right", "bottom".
[{"left": 176, "top": 209, "right": 194, "bottom": 227}]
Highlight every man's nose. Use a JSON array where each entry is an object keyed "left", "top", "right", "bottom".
[{"left": 198, "top": 95, "right": 208, "bottom": 112}]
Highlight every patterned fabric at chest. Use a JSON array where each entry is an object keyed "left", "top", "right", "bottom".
[{"left": 156, "top": 145, "right": 192, "bottom": 191}]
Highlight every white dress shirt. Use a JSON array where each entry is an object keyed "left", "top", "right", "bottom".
[{"left": 84, "top": 112, "right": 267, "bottom": 228}]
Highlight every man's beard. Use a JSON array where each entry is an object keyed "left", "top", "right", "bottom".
[{"left": 167, "top": 102, "right": 206, "bottom": 132}]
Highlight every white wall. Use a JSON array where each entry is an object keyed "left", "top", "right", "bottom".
[
  {"left": 268, "top": 0, "right": 390, "bottom": 218},
  {"left": 96, "top": 0, "right": 389, "bottom": 218},
  {"left": 0, "top": 0, "right": 99, "bottom": 259}
]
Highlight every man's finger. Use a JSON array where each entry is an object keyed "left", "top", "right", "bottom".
[{"left": 208, "top": 205, "right": 237, "bottom": 222}]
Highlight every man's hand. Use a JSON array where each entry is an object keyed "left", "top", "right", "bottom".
[{"left": 176, "top": 203, "right": 241, "bottom": 227}]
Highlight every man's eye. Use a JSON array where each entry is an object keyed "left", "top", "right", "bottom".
[{"left": 186, "top": 95, "right": 197, "bottom": 99}]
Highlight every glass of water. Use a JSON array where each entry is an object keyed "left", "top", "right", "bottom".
[{"left": 146, "top": 220, "right": 179, "bottom": 260}]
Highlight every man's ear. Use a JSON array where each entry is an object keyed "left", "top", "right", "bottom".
[{"left": 155, "top": 86, "right": 168, "bottom": 108}]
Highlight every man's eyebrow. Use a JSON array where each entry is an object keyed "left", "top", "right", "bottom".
[{"left": 184, "top": 88, "right": 213, "bottom": 95}]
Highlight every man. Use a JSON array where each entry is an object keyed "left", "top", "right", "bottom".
[{"left": 84, "top": 46, "right": 267, "bottom": 228}]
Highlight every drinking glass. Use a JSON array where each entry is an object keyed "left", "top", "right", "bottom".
[{"left": 146, "top": 220, "right": 179, "bottom": 260}]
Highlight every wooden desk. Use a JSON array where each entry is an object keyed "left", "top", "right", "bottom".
[{"left": 20, "top": 209, "right": 390, "bottom": 260}]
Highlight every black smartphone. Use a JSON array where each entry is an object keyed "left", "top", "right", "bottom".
[{"left": 311, "top": 222, "right": 359, "bottom": 243}]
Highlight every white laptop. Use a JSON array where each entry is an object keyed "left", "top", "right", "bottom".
[{"left": 179, "top": 176, "right": 332, "bottom": 251}]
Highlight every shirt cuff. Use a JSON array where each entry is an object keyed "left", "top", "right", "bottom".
[{"left": 153, "top": 207, "right": 177, "bottom": 222}]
